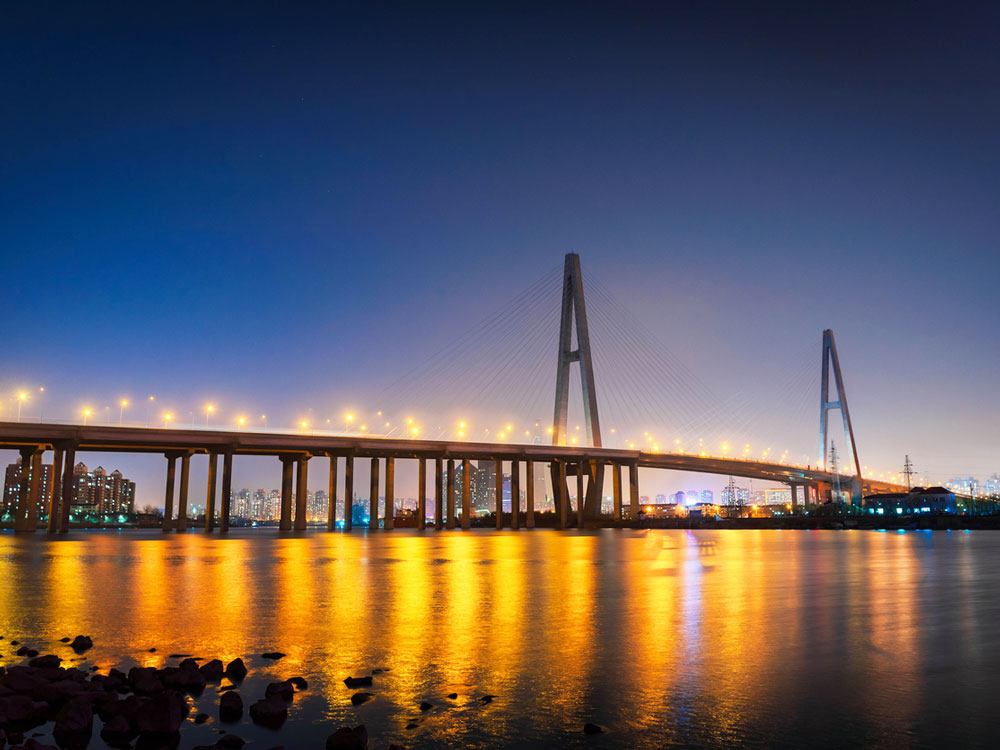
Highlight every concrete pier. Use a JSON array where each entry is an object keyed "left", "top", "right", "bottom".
[
  {"left": 555, "top": 461, "right": 568, "bottom": 529},
  {"left": 163, "top": 454, "right": 177, "bottom": 532},
  {"left": 22, "top": 449, "right": 42, "bottom": 531},
  {"left": 59, "top": 445, "right": 75, "bottom": 533},
  {"left": 47, "top": 446, "right": 64, "bottom": 533},
  {"left": 446, "top": 459, "right": 455, "bottom": 529},
  {"left": 576, "top": 462, "right": 585, "bottom": 528},
  {"left": 343, "top": 454, "right": 354, "bottom": 531},
  {"left": 327, "top": 455, "right": 338, "bottom": 531},
  {"left": 295, "top": 456, "right": 309, "bottom": 531},
  {"left": 629, "top": 462, "right": 639, "bottom": 520},
  {"left": 510, "top": 459, "right": 520, "bottom": 530},
  {"left": 461, "top": 458, "right": 471, "bottom": 529},
  {"left": 219, "top": 451, "right": 233, "bottom": 532},
  {"left": 790, "top": 483, "right": 799, "bottom": 510},
  {"left": 495, "top": 458, "right": 503, "bottom": 530},
  {"left": 384, "top": 457, "right": 394, "bottom": 530},
  {"left": 177, "top": 452, "right": 191, "bottom": 531},
  {"left": 417, "top": 458, "right": 426, "bottom": 530},
  {"left": 525, "top": 460, "right": 535, "bottom": 528},
  {"left": 612, "top": 463, "right": 622, "bottom": 520},
  {"left": 205, "top": 453, "right": 217, "bottom": 532},
  {"left": 279, "top": 456, "right": 293, "bottom": 531},
  {"left": 434, "top": 458, "right": 443, "bottom": 529},
  {"left": 369, "top": 457, "right": 379, "bottom": 529}
]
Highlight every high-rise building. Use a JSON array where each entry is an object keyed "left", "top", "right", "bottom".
[
  {"left": 2, "top": 458, "right": 53, "bottom": 520},
  {"left": 701, "top": 490, "right": 713, "bottom": 504},
  {"left": 67, "top": 462, "right": 135, "bottom": 516}
]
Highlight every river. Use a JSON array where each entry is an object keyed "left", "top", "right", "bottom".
[{"left": 1, "top": 528, "right": 997, "bottom": 748}]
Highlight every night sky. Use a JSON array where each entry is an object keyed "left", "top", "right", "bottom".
[{"left": 3, "top": 2, "right": 998, "bottom": 506}]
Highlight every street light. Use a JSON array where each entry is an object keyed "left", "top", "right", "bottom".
[
  {"left": 145, "top": 395, "right": 154, "bottom": 427},
  {"left": 261, "top": 414, "right": 267, "bottom": 429},
  {"left": 164, "top": 413, "right": 173, "bottom": 427},
  {"left": 346, "top": 414, "right": 354, "bottom": 431},
  {"left": 17, "top": 392, "right": 27, "bottom": 423},
  {"left": 119, "top": 399, "right": 129, "bottom": 425},
  {"left": 205, "top": 404, "right": 215, "bottom": 425},
  {"left": 237, "top": 417, "right": 246, "bottom": 431},
  {"left": 83, "top": 408, "right": 92, "bottom": 425}
]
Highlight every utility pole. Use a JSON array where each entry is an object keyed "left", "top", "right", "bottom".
[{"left": 902, "top": 455, "right": 915, "bottom": 490}]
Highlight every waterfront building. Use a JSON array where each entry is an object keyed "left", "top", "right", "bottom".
[
  {"left": 68, "top": 462, "right": 135, "bottom": 516},
  {"left": 864, "top": 487, "right": 957, "bottom": 515},
  {"left": 2, "top": 458, "right": 53, "bottom": 520},
  {"left": 764, "top": 487, "right": 792, "bottom": 506}
]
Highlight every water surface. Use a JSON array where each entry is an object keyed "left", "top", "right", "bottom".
[{"left": 1, "top": 529, "right": 998, "bottom": 748}]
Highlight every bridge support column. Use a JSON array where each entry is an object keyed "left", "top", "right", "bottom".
[
  {"left": 279, "top": 456, "right": 293, "bottom": 531},
  {"left": 177, "top": 452, "right": 192, "bottom": 531},
  {"left": 612, "top": 463, "right": 622, "bottom": 520},
  {"left": 525, "top": 460, "right": 535, "bottom": 528},
  {"left": 205, "top": 453, "right": 218, "bottom": 532},
  {"left": 343, "top": 454, "right": 354, "bottom": 531},
  {"left": 369, "top": 458, "right": 379, "bottom": 529},
  {"left": 510, "top": 460, "right": 520, "bottom": 530},
  {"left": 327, "top": 455, "right": 338, "bottom": 531},
  {"left": 417, "top": 458, "right": 426, "bottom": 530},
  {"left": 25, "top": 449, "right": 42, "bottom": 531},
  {"left": 219, "top": 451, "right": 233, "bottom": 532},
  {"left": 163, "top": 454, "right": 177, "bottom": 532},
  {"left": 47, "top": 446, "right": 64, "bottom": 533},
  {"left": 576, "top": 462, "right": 585, "bottom": 528},
  {"left": 495, "top": 459, "right": 504, "bottom": 530},
  {"left": 295, "top": 456, "right": 309, "bottom": 530},
  {"left": 445, "top": 459, "right": 455, "bottom": 529},
  {"left": 461, "top": 458, "right": 471, "bottom": 529},
  {"left": 384, "top": 457, "right": 394, "bottom": 530},
  {"left": 434, "top": 458, "right": 443, "bottom": 529},
  {"left": 628, "top": 463, "right": 639, "bottom": 520},
  {"left": 59, "top": 445, "right": 75, "bottom": 533},
  {"left": 789, "top": 483, "right": 799, "bottom": 512},
  {"left": 552, "top": 461, "right": 568, "bottom": 529}
]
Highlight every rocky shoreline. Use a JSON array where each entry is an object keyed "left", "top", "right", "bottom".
[{"left": 0, "top": 635, "right": 603, "bottom": 749}]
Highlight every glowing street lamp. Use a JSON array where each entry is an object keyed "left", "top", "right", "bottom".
[
  {"left": 237, "top": 417, "right": 246, "bottom": 431},
  {"left": 164, "top": 412, "right": 173, "bottom": 427},
  {"left": 82, "top": 408, "right": 92, "bottom": 425},
  {"left": 205, "top": 404, "right": 215, "bottom": 425},
  {"left": 119, "top": 399, "right": 129, "bottom": 425},
  {"left": 17, "top": 392, "right": 27, "bottom": 423},
  {"left": 346, "top": 413, "right": 354, "bottom": 431},
  {"left": 261, "top": 414, "right": 267, "bottom": 429}
]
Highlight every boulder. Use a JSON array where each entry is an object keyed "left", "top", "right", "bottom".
[
  {"left": 447, "top": 692, "right": 458, "bottom": 699},
  {"left": 136, "top": 691, "right": 186, "bottom": 735},
  {"left": 289, "top": 676, "right": 307, "bottom": 691},
  {"left": 24, "top": 739, "right": 59, "bottom": 750},
  {"left": 100, "top": 713, "right": 137, "bottom": 745},
  {"left": 583, "top": 722, "right": 604, "bottom": 735},
  {"left": 216, "top": 734, "right": 246, "bottom": 750},
  {"left": 53, "top": 695, "right": 94, "bottom": 733},
  {"left": 343, "top": 676, "right": 372, "bottom": 688},
  {"left": 32, "top": 678, "right": 90, "bottom": 704},
  {"left": 350, "top": 692, "right": 373, "bottom": 705},
  {"left": 224, "top": 658, "right": 247, "bottom": 682},
  {"left": 199, "top": 659, "right": 224, "bottom": 682},
  {"left": 59, "top": 637, "right": 71, "bottom": 643},
  {"left": 248, "top": 696, "right": 287, "bottom": 727},
  {"left": 1, "top": 667, "right": 45, "bottom": 694},
  {"left": 480, "top": 694, "right": 496, "bottom": 703},
  {"left": 15, "top": 646, "right": 30, "bottom": 656},
  {"left": 160, "top": 660, "right": 205, "bottom": 693},
  {"left": 264, "top": 680, "right": 294, "bottom": 701},
  {"left": 260, "top": 652, "right": 285, "bottom": 661},
  {"left": 219, "top": 690, "right": 243, "bottom": 722},
  {"left": 0, "top": 694, "right": 49, "bottom": 723},
  {"left": 194, "top": 712, "right": 210, "bottom": 723},
  {"left": 127, "top": 667, "right": 164, "bottom": 695},
  {"left": 419, "top": 701, "right": 433, "bottom": 711},
  {"left": 28, "top": 655, "right": 60, "bottom": 670},
  {"left": 69, "top": 636, "right": 93, "bottom": 653},
  {"left": 326, "top": 725, "right": 368, "bottom": 750}
]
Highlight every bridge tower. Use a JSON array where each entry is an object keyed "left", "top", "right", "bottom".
[
  {"left": 552, "top": 253, "right": 604, "bottom": 518},
  {"left": 818, "top": 329, "right": 862, "bottom": 501}
]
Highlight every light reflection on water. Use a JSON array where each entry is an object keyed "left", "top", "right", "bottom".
[{"left": 1, "top": 529, "right": 999, "bottom": 748}]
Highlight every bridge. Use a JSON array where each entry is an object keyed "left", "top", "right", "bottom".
[{"left": 1, "top": 253, "right": 905, "bottom": 532}]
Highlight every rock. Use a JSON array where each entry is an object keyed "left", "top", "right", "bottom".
[
  {"left": 128, "top": 666, "right": 164, "bottom": 695},
  {"left": 289, "top": 676, "right": 307, "bottom": 690},
  {"left": 583, "top": 722, "right": 604, "bottom": 735},
  {"left": 350, "top": 692, "right": 373, "bottom": 705},
  {"left": 199, "top": 659, "right": 224, "bottom": 682},
  {"left": 0, "top": 694, "right": 50, "bottom": 722},
  {"left": 405, "top": 722, "right": 418, "bottom": 730},
  {"left": 370, "top": 669, "right": 383, "bottom": 674},
  {"left": 24, "top": 739, "right": 59, "bottom": 750},
  {"left": 260, "top": 652, "right": 285, "bottom": 660},
  {"left": 224, "top": 658, "right": 247, "bottom": 682},
  {"left": 54, "top": 695, "right": 94, "bottom": 733},
  {"left": 134, "top": 730, "right": 181, "bottom": 749},
  {"left": 389, "top": 745, "right": 405, "bottom": 750},
  {"left": 216, "top": 734, "right": 246, "bottom": 750},
  {"left": 419, "top": 701, "right": 433, "bottom": 711},
  {"left": 1, "top": 667, "right": 45, "bottom": 694},
  {"left": 10, "top": 640, "right": 19, "bottom": 646},
  {"left": 33, "top": 678, "right": 90, "bottom": 704},
  {"left": 136, "top": 691, "right": 187, "bottom": 735},
  {"left": 69, "top": 636, "right": 93, "bottom": 653},
  {"left": 447, "top": 692, "right": 458, "bottom": 699},
  {"left": 16, "top": 646, "right": 30, "bottom": 656},
  {"left": 326, "top": 725, "right": 368, "bottom": 750},
  {"left": 248, "top": 695, "right": 287, "bottom": 727},
  {"left": 168, "top": 654, "right": 191, "bottom": 659},
  {"left": 343, "top": 676, "right": 372, "bottom": 688},
  {"left": 219, "top": 690, "right": 243, "bottom": 722},
  {"left": 100, "top": 713, "right": 137, "bottom": 745},
  {"left": 93, "top": 691, "right": 121, "bottom": 721},
  {"left": 265, "top": 680, "right": 294, "bottom": 701},
  {"left": 59, "top": 637, "right": 71, "bottom": 643},
  {"left": 194, "top": 712, "right": 210, "bottom": 723},
  {"left": 480, "top": 694, "right": 495, "bottom": 703},
  {"left": 160, "top": 659, "right": 205, "bottom": 692},
  {"left": 149, "top": 647, "right": 157, "bottom": 653}
]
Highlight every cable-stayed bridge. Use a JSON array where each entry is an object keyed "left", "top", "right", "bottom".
[{"left": 0, "top": 254, "right": 906, "bottom": 532}]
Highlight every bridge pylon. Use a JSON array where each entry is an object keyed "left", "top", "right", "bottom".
[
  {"left": 552, "top": 253, "right": 604, "bottom": 517},
  {"left": 818, "top": 329, "right": 863, "bottom": 502}
]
